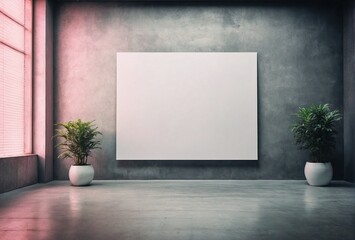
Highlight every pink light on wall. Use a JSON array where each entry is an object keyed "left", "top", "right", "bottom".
[{"left": 0, "top": 0, "right": 32, "bottom": 156}]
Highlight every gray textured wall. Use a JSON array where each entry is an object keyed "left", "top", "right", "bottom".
[
  {"left": 53, "top": 2, "right": 344, "bottom": 180},
  {"left": 344, "top": 1, "right": 355, "bottom": 182},
  {"left": 0, "top": 155, "right": 38, "bottom": 193}
]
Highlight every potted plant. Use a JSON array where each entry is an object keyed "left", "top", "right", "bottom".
[
  {"left": 291, "top": 104, "right": 342, "bottom": 186},
  {"left": 54, "top": 119, "right": 102, "bottom": 186}
]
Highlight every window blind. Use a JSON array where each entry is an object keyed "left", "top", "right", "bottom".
[{"left": 0, "top": 0, "right": 31, "bottom": 156}]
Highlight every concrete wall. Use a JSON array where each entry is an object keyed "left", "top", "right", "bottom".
[
  {"left": 33, "top": 0, "right": 54, "bottom": 183},
  {"left": 344, "top": 0, "right": 355, "bottom": 182},
  {"left": 0, "top": 155, "right": 38, "bottom": 193},
  {"left": 53, "top": 2, "right": 344, "bottom": 180}
]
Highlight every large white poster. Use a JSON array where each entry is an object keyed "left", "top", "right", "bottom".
[{"left": 116, "top": 52, "right": 258, "bottom": 160}]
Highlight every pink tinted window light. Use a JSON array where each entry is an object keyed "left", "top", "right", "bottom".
[
  {"left": 0, "top": 0, "right": 32, "bottom": 156},
  {"left": 0, "top": 0, "right": 25, "bottom": 25}
]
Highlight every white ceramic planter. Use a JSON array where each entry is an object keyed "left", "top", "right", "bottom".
[
  {"left": 69, "top": 165, "right": 94, "bottom": 186},
  {"left": 304, "top": 162, "right": 333, "bottom": 186}
]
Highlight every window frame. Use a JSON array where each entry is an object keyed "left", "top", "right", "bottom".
[
  {"left": 0, "top": 0, "right": 33, "bottom": 157},
  {"left": 24, "top": 0, "right": 33, "bottom": 154}
]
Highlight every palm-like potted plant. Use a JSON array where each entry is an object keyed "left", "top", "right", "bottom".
[
  {"left": 291, "top": 104, "right": 341, "bottom": 186},
  {"left": 54, "top": 119, "right": 102, "bottom": 186}
]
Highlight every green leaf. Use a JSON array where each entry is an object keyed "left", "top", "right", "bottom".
[
  {"left": 53, "top": 119, "right": 102, "bottom": 165},
  {"left": 291, "top": 103, "right": 342, "bottom": 162}
]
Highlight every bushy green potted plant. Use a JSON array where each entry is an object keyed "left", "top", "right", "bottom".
[
  {"left": 291, "top": 104, "right": 341, "bottom": 186},
  {"left": 54, "top": 119, "right": 102, "bottom": 186}
]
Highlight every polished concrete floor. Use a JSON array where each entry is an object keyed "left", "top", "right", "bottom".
[{"left": 0, "top": 180, "right": 354, "bottom": 240}]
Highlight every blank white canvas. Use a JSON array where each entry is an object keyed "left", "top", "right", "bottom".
[{"left": 116, "top": 52, "right": 257, "bottom": 160}]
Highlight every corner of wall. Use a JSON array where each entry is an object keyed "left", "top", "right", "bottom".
[
  {"left": 33, "top": 0, "right": 54, "bottom": 183},
  {"left": 343, "top": 0, "right": 355, "bottom": 182}
]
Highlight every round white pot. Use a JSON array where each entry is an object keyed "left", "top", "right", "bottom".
[
  {"left": 304, "top": 162, "right": 333, "bottom": 186},
  {"left": 69, "top": 165, "right": 94, "bottom": 186}
]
